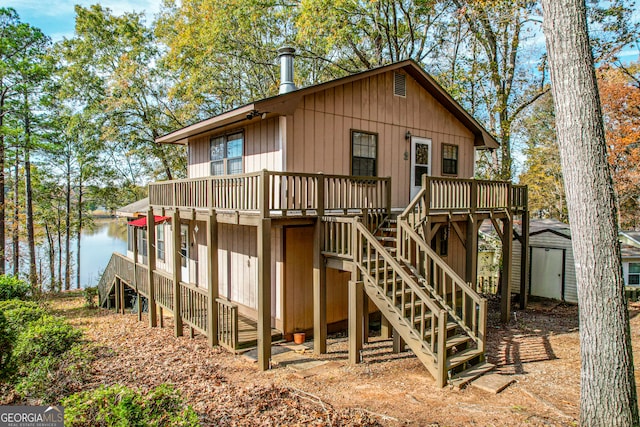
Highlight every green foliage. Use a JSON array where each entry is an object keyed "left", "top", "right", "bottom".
[
  {"left": 0, "top": 275, "right": 31, "bottom": 301},
  {"left": 63, "top": 384, "right": 200, "bottom": 427},
  {"left": 82, "top": 286, "right": 98, "bottom": 309},
  {"left": 0, "top": 299, "right": 47, "bottom": 339},
  {"left": 12, "top": 315, "right": 82, "bottom": 366},
  {"left": 14, "top": 344, "right": 94, "bottom": 402},
  {"left": 0, "top": 311, "right": 11, "bottom": 375}
]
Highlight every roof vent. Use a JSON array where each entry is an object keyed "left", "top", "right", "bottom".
[
  {"left": 394, "top": 72, "right": 406, "bottom": 97},
  {"left": 278, "top": 47, "right": 297, "bottom": 95}
]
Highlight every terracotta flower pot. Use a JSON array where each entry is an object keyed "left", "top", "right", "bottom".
[{"left": 293, "top": 332, "right": 305, "bottom": 345}]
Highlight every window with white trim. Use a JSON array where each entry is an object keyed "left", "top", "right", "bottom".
[
  {"left": 156, "top": 224, "right": 165, "bottom": 261},
  {"left": 629, "top": 263, "right": 640, "bottom": 285}
]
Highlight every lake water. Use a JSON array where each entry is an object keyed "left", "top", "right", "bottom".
[{"left": 76, "top": 218, "right": 128, "bottom": 288}]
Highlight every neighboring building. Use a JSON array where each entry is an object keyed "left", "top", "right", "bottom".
[
  {"left": 98, "top": 51, "right": 529, "bottom": 388},
  {"left": 619, "top": 231, "right": 640, "bottom": 286}
]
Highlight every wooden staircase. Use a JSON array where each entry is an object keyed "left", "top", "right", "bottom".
[{"left": 352, "top": 209, "right": 493, "bottom": 388}]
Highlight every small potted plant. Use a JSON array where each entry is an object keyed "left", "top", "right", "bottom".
[{"left": 293, "top": 330, "right": 306, "bottom": 345}]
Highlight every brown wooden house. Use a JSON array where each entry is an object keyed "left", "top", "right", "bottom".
[{"left": 99, "top": 51, "right": 529, "bottom": 388}]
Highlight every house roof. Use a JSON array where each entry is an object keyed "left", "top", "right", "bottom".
[
  {"left": 621, "top": 243, "right": 640, "bottom": 259},
  {"left": 156, "top": 60, "right": 499, "bottom": 149},
  {"left": 115, "top": 197, "right": 149, "bottom": 218},
  {"left": 620, "top": 231, "right": 640, "bottom": 247},
  {"left": 479, "top": 218, "right": 572, "bottom": 241}
]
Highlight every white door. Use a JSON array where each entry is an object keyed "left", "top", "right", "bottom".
[
  {"left": 530, "top": 247, "right": 563, "bottom": 300},
  {"left": 180, "top": 224, "right": 189, "bottom": 283},
  {"left": 410, "top": 137, "right": 432, "bottom": 199}
]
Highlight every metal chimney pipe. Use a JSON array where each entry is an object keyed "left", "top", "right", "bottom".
[{"left": 278, "top": 47, "right": 297, "bottom": 94}]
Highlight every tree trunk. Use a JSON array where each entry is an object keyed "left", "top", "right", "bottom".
[
  {"left": 65, "top": 155, "right": 71, "bottom": 290},
  {"left": 45, "top": 224, "right": 55, "bottom": 291},
  {"left": 23, "top": 96, "right": 37, "bottom": 287},
  {"left": 12, "top": 146, "right": 19, "bottom": 276},
  {"left": 76, "top": 178, "right": 82, "bottom": 289},
  {"left": 57, "top": 208, "right": 62, "bottom": 292},
  {"left": 0, "top": 88, "right": 6, "bottom": 276},
  {"left": 540, "top": 0, "right": 639, "bottom": 425}
]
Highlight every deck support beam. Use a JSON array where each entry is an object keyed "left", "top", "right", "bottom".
[
  {"left": 119, "top": 278, "right": 125, "bottom": 314},
  {"left": 465, "top": 215, "right": 478, "bottom": 290},
  {"left": 313, "top": 218, "right": 327, "bottom": 355},
  {"left": 381, "top": 316, "right": 392, "bottom": 339},
  {"left": 392, "top": 328, "right": 405, "bottom": 353},
  {"left": 257, "top": 218, "right": 272, "bottom": 371},
  {"left": 146, "top": 208, "right": 157, "bottom": 327},
  {"left": 348, "top": 279, "right": 364, "bottom": 364},
  {"left": 519, "top": 211, "right": 530, "bottom": 309},
  {"left": 207, "top": 209, "right": 219, "bottom": 347},
  {"left": 171, "top": 209, "right": 183, "bottom": 337},
  {"left": 500, "top": 216, "right": 513, "bottom": 323},
  {"left": 114, "top": 278, "right": 120, "bottom": 313}
]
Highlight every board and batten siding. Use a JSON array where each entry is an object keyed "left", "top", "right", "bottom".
[
  {"left": 286, "top": 70, "right": 476, "bottom": 208},
  {"left": 511, "top": 231, "right": 577, "bottom": 303},
  {"left": 187, "top": 117, "right": 283, "bottom": 178},
  {"left": 214, "top": 223, "right": 284, "bottom": 328}
]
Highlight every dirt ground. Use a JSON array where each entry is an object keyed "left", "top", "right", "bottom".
[{"left": 49, "top": 294, "right": 640, "bottom": 426}]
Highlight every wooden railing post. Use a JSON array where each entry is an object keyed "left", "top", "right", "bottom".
[
  {"left": 132, "top": 224, "right": 141, "bottom": 322},
  {"left": 385, "top": 177, "right": 392, "bottom": 215},
  {"left": 478, "top": 299, "right": 487, "bottom": 353},
  {"left": 317, "top": 173, "right": 324, "bottom": 217},
  {"left": 260, "top": 169, "right": 270, "bottom": 218},
  {"left": 146, "top": 208, "right": 157, "bottom": 328},
  {"left": 207, "top": 209, "right": 219, "bottom": 347},
  {"left": 172, "top": 209, "right": 183, "bottom": 336},
  {"left": 422, "top": 174, "right": 431, "bottom": 213}
]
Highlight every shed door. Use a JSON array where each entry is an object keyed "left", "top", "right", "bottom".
[
  {"left": 530, "top": 247, "right": 563, "bottom": 300},
  {"left": 410, "top": 137, "right": 432, "bottom": 199}
]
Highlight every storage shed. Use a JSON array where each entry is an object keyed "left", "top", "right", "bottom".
[{"left": 509, "top": 219, "right": 577, "bottom": 303}]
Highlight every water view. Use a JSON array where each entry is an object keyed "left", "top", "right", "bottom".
[{"left": 77, "top": 218, "right": 128, "bottom": 287}]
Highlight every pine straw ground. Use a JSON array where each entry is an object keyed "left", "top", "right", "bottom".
[{"left": 41, "top": 294, "right": 640, "bottom": 426}]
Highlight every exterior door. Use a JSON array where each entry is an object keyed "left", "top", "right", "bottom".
[
  {"left": 410, "top": 137, "right": 432, "bottom": 199},
  {"left": 180, "top": 224, "right": 189, "bottom": 283},
  {"left": 530, "top": 247, "right": 564, "bottom": 300}
]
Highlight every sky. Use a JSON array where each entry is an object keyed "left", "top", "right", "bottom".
[{"left": 3, "top": 0, "right": 162, "bottom": 41}]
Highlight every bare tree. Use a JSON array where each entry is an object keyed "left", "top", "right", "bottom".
[{"left": 540, "top": 0, "right": 639, "bottom": 424}]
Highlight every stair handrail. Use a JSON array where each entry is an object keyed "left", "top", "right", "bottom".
[
  {"left": 354, "top": 219, "right": 444, "bottom": 317},
  {"left": 397, "top": 218, "right": 487, "bottom": 348},
  {"left": 98, "top": 253, "right": 118, "bottom": 306}
]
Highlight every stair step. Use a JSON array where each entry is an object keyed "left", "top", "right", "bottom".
[
  {"left": 376, "top": 236, "right": 397, "bottom": 242},
  {"left": 449, "top": 362, "right": 495, "bottom": 389},
  {"left": 379, "top": 227, "right": 397, "bottom": 232},
  {"left": 446, "top": 348, "right": 484, "bottom": 370},
  {"left": 446, "top": 334, "right": 472, "bottom": 349}
]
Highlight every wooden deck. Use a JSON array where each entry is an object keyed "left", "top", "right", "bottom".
[{"left": 236, "top": 315, "right": 282, "bottom": 350}]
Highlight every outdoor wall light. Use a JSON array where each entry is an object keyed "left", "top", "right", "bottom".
[{"left": 405, "top": 130, "right": 412, "bottom": 140}]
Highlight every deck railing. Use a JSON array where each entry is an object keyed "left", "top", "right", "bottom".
[
  {"left": 154, "top": 271, "right": 174, "bottom": 311},
  {"left": 149, "top": 170, "right": 392, "bottom": 217},
  {"left": 98, "top": 253, "right": 134, "bottom": 306},
  {"left": 216, "top": 298, "right": 239, "bottom": 351},
  {"left": 180, "top": 282, "right": 208, "bottom": 335},
  {"left": 401, "top": 176, "right": 523, "bottom": 229}
]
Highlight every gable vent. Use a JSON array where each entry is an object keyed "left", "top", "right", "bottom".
[{"left": 394, "top": 72, "right": 406, "bottom": 97}]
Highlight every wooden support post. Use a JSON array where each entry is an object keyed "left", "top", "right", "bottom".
[
  {"left": 392, "top": 328, "right": 405, "bottom": 353},
  {"left": 158, "top": 306, "right": 163, "bottom": 328},
  {"left": 114, "top": 278, "right": 120, "bottom": 313},
  {"left": 313, "top": 218, "right": 327, "bottom": 355},
  {"left": 437, "top": 310, "right": 448, "bottom": 388},
  {"left": 207, "top": 209, "right": 219, "bottom": 347},
  {"left": 519, "top": 211, "right": 530, "bottom": 309},
  {"left": 257, "top": 218, "right": 272, "bottom": 371},
  {"left": 381, "top": 316, "right": 392, "bottom": 339},
  {"left": 466, "top": 215, "right": 478, "bottom": 289},
  {"left": 348, "top": 280, "right": 364, "bottom": 364},
  {"left": 132, "top": 223, "right": 139, "bottom": 320},
  {"left": 172, "top": 209, "right": 183, "bottom": 337},
  {"left": 119, "top": 278, "right": 125, "bottom": 314},
  {"left": 146, "top": 208, "right": 157, "bottom": 327},
  {"left": 363, "top": 294, "right": 369, "bottom": 344},
  {"left": 500, "top": 216, "right": 513, "bottom": 323}
]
